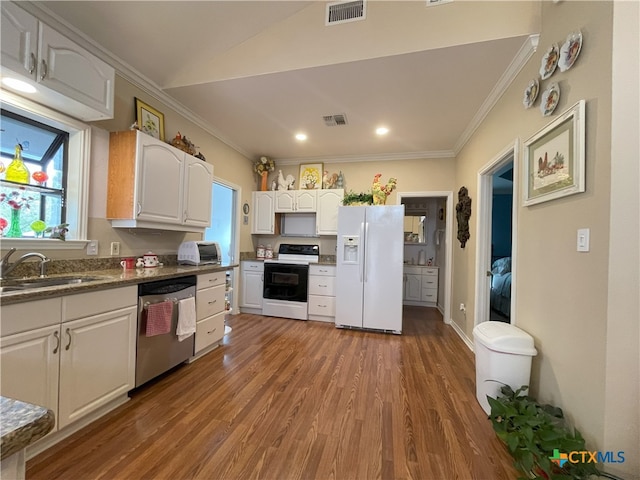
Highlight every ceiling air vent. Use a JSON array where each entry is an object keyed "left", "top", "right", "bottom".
[
  {"left": 323, "top": 114, "right": 348, "bottom": 126},
  {"left": 326, "top": 0, "right": 366, "bottom": 26}
]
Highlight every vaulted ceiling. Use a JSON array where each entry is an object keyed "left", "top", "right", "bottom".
[{"left": 36, "top": 1, "right": 540, "bottom": 162}]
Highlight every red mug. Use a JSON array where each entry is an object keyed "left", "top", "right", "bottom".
[{"left": 120, "top": 257, "right": 135, "bottom": 269}]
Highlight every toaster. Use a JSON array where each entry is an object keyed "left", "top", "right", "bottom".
[{"left": 177, "top": 241, "right": 222, "bottom": 265}]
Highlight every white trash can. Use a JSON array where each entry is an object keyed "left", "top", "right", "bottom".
[{"left": 473, "top": 322, "right": 538, "bottom": 415}]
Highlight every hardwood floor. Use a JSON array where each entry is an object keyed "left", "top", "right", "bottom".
[{"left": 27, "top": 307, "right": 517, "bottom": 480}]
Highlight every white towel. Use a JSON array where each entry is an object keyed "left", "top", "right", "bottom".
[{"left": 176, "top": 297, "right": 197, "bottom": 342}]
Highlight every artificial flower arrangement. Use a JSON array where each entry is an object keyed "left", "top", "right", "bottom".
[
  {"left": 0, "top": 187, "right": 34, "bottom": 211},
  {"left": 254, "top": 156, "right": 275, "bottom": 175}
]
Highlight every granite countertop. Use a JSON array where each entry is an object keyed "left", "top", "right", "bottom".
[
  {"left": 0, "top": 396, "right": 55, "bottom": 459},
  {"left": 0, "top": 263, "right": 237, "bottom": 306}
]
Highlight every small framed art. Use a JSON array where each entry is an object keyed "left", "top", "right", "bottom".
[
  {"left": 135, "top": 97, "right": 165, "bottom": 141},
  {"left": 299, "top": 163, "right": 323, "bottom": 190},
  {"left": 523, "top": 100, "right": 586, "bottom": 206}
]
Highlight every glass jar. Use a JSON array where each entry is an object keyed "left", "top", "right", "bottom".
[
  {"left": 256, "top": 244, "right": 265, "bottom": 259},
  {"left": 265, "top": 244, "right": 273, "bottom": 259}
]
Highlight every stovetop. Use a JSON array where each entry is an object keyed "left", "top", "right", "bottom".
[{"left": 268, "top": 244, "right": 319, "bottom": 264}]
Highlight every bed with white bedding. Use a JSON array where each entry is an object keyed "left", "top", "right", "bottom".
[{"left": 490, "top": 257, "right": 511, "bottom": 319}]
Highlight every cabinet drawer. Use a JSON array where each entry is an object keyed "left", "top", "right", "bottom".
[
  {"left": 242, "top": 261, "right": 264, "bottom": 273},
  {"left": 404, "top": 266, "right": 422, "bottom": 275},
  {"left": 309, "top": 264, "right": 335, "bottom": 276},
  {"left": 422, "top": 276, "right": 438, "bottom": 288},
  {"left": 195, "top": 311, "right": 225, "bottom": 353},
  {"left": 423, "top": 268, "right": 439, "bottom": 276},
  {"left": 308, "top": 295, "right": 336, "bottom": 317},
  {"left": 308, "top": 275, "right": 336, "bottom": 296},
  {"left": 421, "top": 288, "right": 438, "bottom": 303},
  {"left": 197, "top": 271, "right": 226, "bottom": 290},
  {"left": 1, "top": 297, "right": 62, "bottom": 336},
  {"left": 197, "top": 284, "right": 225, "bottom": 319},
  {"left": 63, "top": 286, "right": 137, "bottom": 322}
]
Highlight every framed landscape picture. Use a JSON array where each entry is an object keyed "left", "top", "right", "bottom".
[
  {"left": 135, "top": 97, "right": 165, "bottom": 141},
  {"left": 523, "top": 100, "right": 585, "bottom": 206},
  {"left": 299, "top": 163, "right": 323, "bottom": 190}
]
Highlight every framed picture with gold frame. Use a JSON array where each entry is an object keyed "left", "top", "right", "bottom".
[
  {"left": 299, "top": 163, "right": 323, "bottom": 190},
  {"left": 135, "top": 97, "right": 165, "bottom": 141}
]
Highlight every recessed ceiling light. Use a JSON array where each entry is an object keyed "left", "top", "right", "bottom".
[
  {"left": 295, "top": 133, "right": 307, "bottom": 141},
  {"left": 376, "top": 127, "right": 389, "bottom": 136},
  {"left": 2, "top": 77, "right": 36, "bottom": 93}
]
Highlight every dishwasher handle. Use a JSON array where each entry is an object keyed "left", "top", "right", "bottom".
[{"left": 138, "top": 275, "right": 197, "bottom": 296}]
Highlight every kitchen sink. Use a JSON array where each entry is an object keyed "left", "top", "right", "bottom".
[{"left": 1, "top": 275, "right": 107, "bottom": 290}]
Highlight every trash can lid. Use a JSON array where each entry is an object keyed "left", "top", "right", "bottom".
[{"left": 473, "top": 322, "right": 538, "bottom": 356}]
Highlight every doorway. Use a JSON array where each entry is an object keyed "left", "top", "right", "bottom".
[
  {"left": 205, "top": 178, "right": 241, "bottom": 313},
  {"left": 474, "top": 140, "right": 519, "bottom": 327},
  {"left": 397, "top": 191, "right": 453, "bottom": 325}
]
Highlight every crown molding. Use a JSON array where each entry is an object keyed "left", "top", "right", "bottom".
[
  {"left": 453, "top": 34, "right": 539, "bottom": 154},
  {"left": 276, "top": 150, "right": 456, "bottom": 165}
]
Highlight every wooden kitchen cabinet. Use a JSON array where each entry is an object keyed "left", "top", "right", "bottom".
[
  {"left": 316, "top": 189, "right": 344, "bottom": 235},
  {"left": 193, "top": 271, "right": 226, "bottom": 359},
  {"left": 240, "top": 261, "right": 264, "bottom": 314},
  {"left": 1, "top": 2, "right": 114, "bottom": 120},
  {"left": 251, "top": 191, "right": 276, "bottom": 234},
  {"left": 275, "top": 189, "right": 317, "bottom": 213},
  {"left": 107, "top": 130, "right": 213, "bottom": 232}
]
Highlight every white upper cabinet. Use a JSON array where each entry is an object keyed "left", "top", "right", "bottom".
[
  {"left": 1, "top": 2, "right": 115, "bottom": 120},
  {"left": 275, "top": 190, "right": 317, "bottom": 213},
  {"left": 252, "top": 191, "right": 275, "bottom": 234},
  {"left": 316, "top": 189, "right": 344, "bottom": 235},
  {"left": 108, "top": 130, "right": 213, "bottom": 232}
]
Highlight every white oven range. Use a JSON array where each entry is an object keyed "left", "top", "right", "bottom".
[{"left": 262, "top": 244, "right": 319, "bottom": 320}]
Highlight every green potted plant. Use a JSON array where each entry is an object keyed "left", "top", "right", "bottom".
[
  {"left": 342, "top": 190, "right": 373, "bottom": 206},
  {"left": 487, "top": 385, "right": 601, "bottom": 480}
]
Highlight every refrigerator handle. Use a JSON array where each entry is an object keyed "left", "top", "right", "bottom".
[
  {"left": 362, "top": 221, "right": 369, "bottom": 283},
  {"left": 359, "top": 221, "right": 366, "bottom": 282}
]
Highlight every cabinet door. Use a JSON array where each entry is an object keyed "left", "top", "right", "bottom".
[
  {"left": 38, "top": 23, "right": 114, "bottom": 118},
  {"left": 252, "top": 191, "right": 275, "bottom": 234},
  {"left": 183, "top": 156, "right": 213, "bottom": 227},
  {"left": 0, "top": 325, "right": 60, "bottom": 430},
  {"left": 316, "top": 189, "right": 344, "bottom": 235},
  {"left": 296, "top": 190, "right": 317, "bottom": 212},
  {"left": 275, "top": 191, "right": 295, "bottom": 212},
  {"left": 1, "top": 2, "right": 38, "bottom": 76},
  {"left": 241, "top": 269, "right": 264, "bottom": 309},
  {"left": 58, "top": 306, "right": 136, "bottom": 429},
  {"left": 404, "top": 274, "right": 422, "bottom": 301},
  {"left": 136, "top": 134, "right": 184, "bottom": 224}
]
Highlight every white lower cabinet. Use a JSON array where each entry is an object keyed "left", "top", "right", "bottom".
[
  {"left": 308, "top": 264, "right": 336, "bottom": 322},
  {"left": 0, "top": 287, "right": 136, "bottom": 437},
  {"left": 193, "top": 271, "right": 226, "bottom": 358},
  {"left": 403, "top": 266, "right": 439, "bottom": 306},
  {"left": 240, "top": 261, "right": 264, "bottom": 314}
]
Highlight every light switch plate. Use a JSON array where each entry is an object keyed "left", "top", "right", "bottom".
[
  {"left": 86, "top": 240, "right": 98, "bottom": 256},
  {"left": 577, "top": 228, "right": 590, "bottom": 252}
]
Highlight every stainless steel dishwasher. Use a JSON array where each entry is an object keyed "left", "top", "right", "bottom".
[{"left": 135, "top": 276, "right": 197, "bottom": 387}]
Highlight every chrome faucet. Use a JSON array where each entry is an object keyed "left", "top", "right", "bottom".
[{"left": 0, "top": 248, "right": 50, "bottom": 280}]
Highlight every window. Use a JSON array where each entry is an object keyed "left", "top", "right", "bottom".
[
  {"left": 1, "top": 90, "right": 91, "bottom": 249},
  {"left": 1, "top": 109, "right": 68, "bottom": 238}
]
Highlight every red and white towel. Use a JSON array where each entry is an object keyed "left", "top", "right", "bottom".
[{"left": 145, "top": 300, "right": 174, "bottom": 337}]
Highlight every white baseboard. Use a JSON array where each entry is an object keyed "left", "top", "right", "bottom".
[{"left": 449, "top": 319, "right": 474, "bottom": 351}]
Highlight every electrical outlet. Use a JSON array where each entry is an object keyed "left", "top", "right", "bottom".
[
  {"left": 110, "top": 242, "right": 120, "bottom": 256},
  {"left": 86, "top": 240, "right": 98, "bottom": 256}
]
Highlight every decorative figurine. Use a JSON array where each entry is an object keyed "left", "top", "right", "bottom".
[{"left": 456, "top": 186, "right": 472, "bottom": 248}]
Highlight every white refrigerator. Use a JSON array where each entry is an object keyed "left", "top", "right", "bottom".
[{"left": 335, "top": 205, "right": 404, "bottom": 333}]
